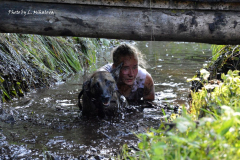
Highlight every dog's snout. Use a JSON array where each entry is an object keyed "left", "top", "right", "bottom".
[{"left": 101, "top": 95, "right": 110, "bottom": 101}]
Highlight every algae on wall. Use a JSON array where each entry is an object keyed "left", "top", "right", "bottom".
[{"left": 0, "top": 33, "right": 110, "bottom": 101}]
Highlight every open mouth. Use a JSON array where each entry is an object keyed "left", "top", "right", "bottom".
[
  {"left": 102, "top": 101, "right": 110, "bottom": 106},
  {"left": 102, "top": 97, "right": 110, "bottom": 106}
]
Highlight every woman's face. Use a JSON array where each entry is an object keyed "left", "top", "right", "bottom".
[{"left": 118, "top": 55, "right": 138, "bottom": 86}]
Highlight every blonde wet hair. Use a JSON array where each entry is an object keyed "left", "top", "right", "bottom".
[{"left": 112, "top": 43, "right": 148, "bottom": 68}]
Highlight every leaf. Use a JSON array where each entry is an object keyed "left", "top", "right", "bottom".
[
  {"left": 175, "top": 117, "right": 194, "bottom": 133},
  {"left": 217, "top": 119, "right": 233, "bottom": 136},
  {"left": 200, "top": 69, "right": 210, "bottom": 80},
  {"left": 187, "top": 77, "right": 200, "bottom": 82},
  {"left": 153, "top": 142, "right": 167, "bottom": 150}
]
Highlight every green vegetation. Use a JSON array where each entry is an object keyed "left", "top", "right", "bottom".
[
  {"left": 207, "top": 45, "right": 240, "bottom": 80},
  {"left": 0, "top": 34, "right": 118, "bottom": 101},
  {"left": 121, "top": 45, "right": 240, "bottom": 159},
  {"left": 121, "top": 69, "right": 240, "bottom": 160}
]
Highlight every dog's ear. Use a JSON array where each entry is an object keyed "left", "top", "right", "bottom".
[
  {"left": 110, "top": 62, "right": 123, "bottom": 82},
  {"left": 82, "top": 79, "right": 91, "bottom": 92},
  {"left": 83, "top": 79, "right": 95, "bottom": 99}
]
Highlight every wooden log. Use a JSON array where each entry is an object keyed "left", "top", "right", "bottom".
[
  {"left": 1, "top": 1, "right": 240, "bottom": 44},
  {"left": 12, "top": 0, "right": 240, "bottom": 11}
]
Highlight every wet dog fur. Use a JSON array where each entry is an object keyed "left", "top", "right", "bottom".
[{"left": 78, "top": 63, "right": 125, "bottom": 119}]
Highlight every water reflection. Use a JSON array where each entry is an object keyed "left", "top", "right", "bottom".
[{"left": 137, "top": 41, "right": 211, "bottom": 106}]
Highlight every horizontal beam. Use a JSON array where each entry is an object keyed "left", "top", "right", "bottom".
[
  {"left": 1, "top": 1, "right": 240, "bottom": 44},
  {"left": 10, "top": 0, "right": 240, "bottom": 11}
]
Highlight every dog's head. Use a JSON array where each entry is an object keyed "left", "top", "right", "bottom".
[
  {"left": 89, "top": 71, "right": 117, "bottom": 109},
  {"left": 80, "top": 64, "right": 123, "bottom": 119}
]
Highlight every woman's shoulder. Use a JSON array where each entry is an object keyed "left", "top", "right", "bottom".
[
  {"left": 131, "top": 66, "right": 148, "bottom": 91},
  {"left": 137, "top": 66, "right": 148, "bottom": 78},
  {"left": 97, "top": 63, "right": 113, "bottom": 72}
]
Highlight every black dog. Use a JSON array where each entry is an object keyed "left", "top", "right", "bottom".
[{"left": 78, "top": 64, "right": 126, "bottom": 119}]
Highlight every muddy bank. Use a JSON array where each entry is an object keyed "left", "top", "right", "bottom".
[
  {"left": 191, "top": 45, "right": 240, "bottom": 92},
  {"left": 0, "top": 34, "right": 118, "bottom": 102}
]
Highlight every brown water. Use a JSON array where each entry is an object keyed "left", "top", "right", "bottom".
[{"left": 0, "top": 41, "right": 212, "bottom": 159}]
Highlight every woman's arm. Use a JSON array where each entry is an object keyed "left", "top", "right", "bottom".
[{"left": 143, "top": 73, "right": 155, "bottom": 100}]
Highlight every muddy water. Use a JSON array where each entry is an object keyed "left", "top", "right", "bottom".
[{"left": 0, "top": 41, "right": 212, "bottom": 159}]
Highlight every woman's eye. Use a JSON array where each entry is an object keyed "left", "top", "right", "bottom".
[{"left": 133, "top": 65, "right": 138, "bottom": 69}]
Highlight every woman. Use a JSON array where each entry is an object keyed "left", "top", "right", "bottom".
[{"left": 98, "top": 43, "right": 155, "bottom": 101}]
